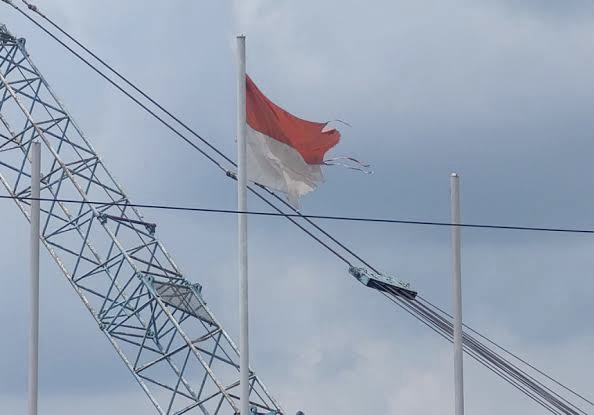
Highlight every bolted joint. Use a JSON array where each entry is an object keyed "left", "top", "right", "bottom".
[
  {"left": 145, "top": 222, "right": 156, "bottom": 236},
  {"left": 139, "top": 273, "right": 152, "bottom": 282},
  {"left": 17, "top": 37, "right": 27, "bottom": 50},
  {"left": 192, "top": 282, "right": 203, "bottom": 295}
]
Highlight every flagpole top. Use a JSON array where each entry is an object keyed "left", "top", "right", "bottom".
[{"left": 451, "top": 172, "right": 459, "bottom": 178}]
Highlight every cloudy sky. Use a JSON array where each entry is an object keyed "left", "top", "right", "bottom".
[{"left": 1, "top": 0, "right": 593, "bottom": 414}]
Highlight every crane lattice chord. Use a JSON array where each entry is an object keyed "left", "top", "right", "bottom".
[{"left": 0, "top": 23, "right": 282, "bottom": 415}]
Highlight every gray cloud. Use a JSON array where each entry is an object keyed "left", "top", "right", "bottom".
[
  {"left": 0, "top": 0, "right": 593, "bottom": 414},
  {"left": 492, "top": 0, "right": 594, "bottom": 20}
]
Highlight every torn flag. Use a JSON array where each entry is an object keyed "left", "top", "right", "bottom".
[{"left": 245, "top": 75, "right": 341, "bottom": 206}]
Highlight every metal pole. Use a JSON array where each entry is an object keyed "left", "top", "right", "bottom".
[
  {"left": 236, "top": 35, "right": 250, "bottom": 415},
  {"left": 450, "top": 172, "right": 465, "bottom": 415},
  {"left": 29, "top": 141, "right": 41, "bottom": 415}
]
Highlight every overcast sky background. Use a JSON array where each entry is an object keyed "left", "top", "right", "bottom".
[{"left": 0, "top": 1, "right": 593, "bottom": 414}]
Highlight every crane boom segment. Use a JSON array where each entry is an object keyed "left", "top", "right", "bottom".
[{"left": 0, "top": 23, "right": 282, "bottom": 415}]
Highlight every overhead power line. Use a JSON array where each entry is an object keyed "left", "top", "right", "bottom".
[
  {"left": 420, "top": 296, "right": 594, "bottom": 408},
  {"left": 3, "top": 0, "right": 227, "bottom": 171},
  {"left": 383, "top": 290, "right": 592, "bottom": 415},
  {"left": 3, "top": 194, "right": 594, "bottom": 235},
  {"left": 3, "top": 0, "right": 373, "bottom": 272},
  {"left": 4, "top": 5, "right": 593, "bottom": 413}
]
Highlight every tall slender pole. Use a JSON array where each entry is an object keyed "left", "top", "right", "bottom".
[
  {"left": 450, "top": 172, "right": 465, "bottom": 415},
  {"left": 29, "top": 141, "right": 41, "bottom": 415},
  {"left": 236, "top": 35, "right": 250, "bottom": 415}
]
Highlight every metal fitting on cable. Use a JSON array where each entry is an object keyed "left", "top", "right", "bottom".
[
  {"left": 22, "top": 0, "right": 45, "bottom": 17},
  {"left": 95, "top": 212, "right": 107, "bottom": 225},
  {"left": 21, "top": 0, "right": 37, "bottom": 11}
]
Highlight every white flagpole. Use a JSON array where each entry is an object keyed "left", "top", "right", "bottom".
[
  {"left": 29, "top": 140, "right": 41, "bottom": 415},
  {"left": 450, "top": 172, "right": 465, "bottom": 415},
  {"left": 236, "top": 35, "right": 250, "bottom": 415}
]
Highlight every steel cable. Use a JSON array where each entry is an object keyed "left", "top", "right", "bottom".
[
  {"left": 3, "top": 4, "right": 591, "bottom": 413},
  {"left": 383, "top": 287, "right": 588, "bottom": 415}
]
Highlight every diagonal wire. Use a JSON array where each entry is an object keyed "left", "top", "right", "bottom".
[
  {"left": 380, "top": 291, "right": 565, "bottom": 415},
  {"left": 383, "top": 288, "right": 585, "bottom": 415},
  {"left": 411, "top": 296, "right": 586, "bottom": 415},
  {"left": 3, "top": 4, "right": 592, "bottom": 413},
  {"left": 416, "top": 295, "right": 594, "bottom": 408},
  {"left": 384, "top": 286, "right": 589, "bottom": 414},
  {"left": 3, "top": 0, "right": 361, "bottom": 269}
]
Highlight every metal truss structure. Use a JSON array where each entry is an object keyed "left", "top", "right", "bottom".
[{"left": 0, "top": 24, "right": 283, "bottom": 415}]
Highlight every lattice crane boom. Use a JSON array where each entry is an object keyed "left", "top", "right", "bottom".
[{"left": 0, "top": 23, "right": 282, "bottom": 415}]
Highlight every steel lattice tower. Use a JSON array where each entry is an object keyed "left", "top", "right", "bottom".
[{"left": 0, "top": 24, "right": 283, "bottom": 415}]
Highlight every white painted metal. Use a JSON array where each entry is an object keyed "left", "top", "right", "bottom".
[
  {"left": 236, "top": 35, "right": 250, "bottom": 415},
  {"left": 450, "top": 172, "right": 465, "bottom": 415},
  {"left": 0, "top": 25, "right": 282, "bottom": 415},
  {"left": 28, "top": 141, "right": 41, "bottom": 415}
]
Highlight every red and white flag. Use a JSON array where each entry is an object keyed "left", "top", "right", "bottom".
[{"left": 245, "top": 75, "right": 341, "bottom": 206}]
